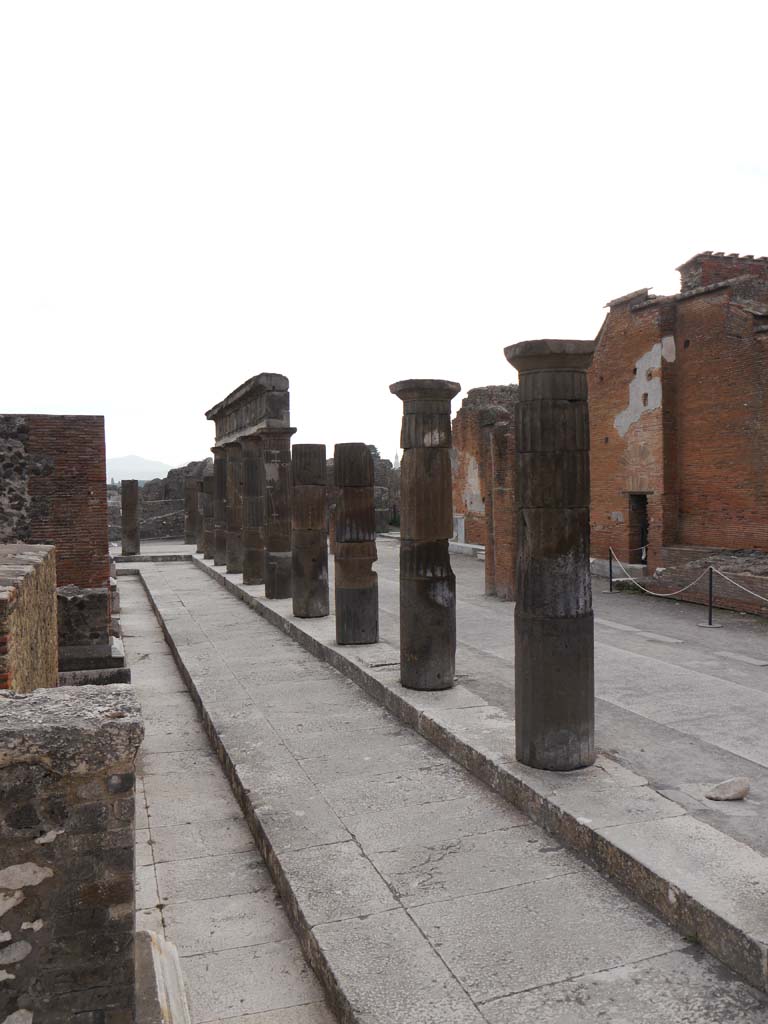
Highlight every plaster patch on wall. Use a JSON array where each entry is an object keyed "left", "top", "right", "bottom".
[
  {"left": 0, "top": 893, "right": 23, "bottom": 918},
  {"left": 21, "top": 920, "right": 43, "bottom": 932},
  {"left": 0, "top": 970, "right": 16, "bottom": 982},
  {"left": 614, "top": 342, "right": 664, "bottom": 437},
  {"left": 0, "top": 931, "right": 10, "bottom": 943},
  {"left": 0, "top": 941, "right": 32, "bottom": 965},
  {"left": 0, "top": 863, "right": 53, "bottom": 890},
  {"left": 34, "top": 830, "right": 62, "bottom": 845},
  {"left": 661, "top": 334, "right": 676, "bottom": 362},
  {"left": 462, "top": 455, "right": 484, "bottom": 514},
  {"left": 3, "top": 1012, "right": 34, "bottom": 1024}
]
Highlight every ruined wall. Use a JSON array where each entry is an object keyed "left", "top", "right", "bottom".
[
  {"left": 0, "top": 685, "right": 143, "bottom": 1024},
  {"left": 486, "top": 421, "right": 517, "bottom": 600},
  {"left": 0, "top": 545, "right": 58, "bottom": 692},
  {"left": 451, "top": 386, "right": 519, "bottom": 547}
]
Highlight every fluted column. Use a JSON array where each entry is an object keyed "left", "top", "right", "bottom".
[
  {"left": 334, "top": 443, "right": 378, "bottom": 644},
  {"left": 212, "top": 446, "right": 228, "bottom": 566},
  {"left": 121, "top": 479, "right": 140, "bottom": 556},
  {"left": 225, "top": 442, "right": 244, "bottom": 574},
  {"left": 262, "top": 427, "right": 296, "bottom": 598},
  {"left": 241, "top": 435, "right": 265, "bottom": 584},
  {"left": 505, "top": 339, "right": 596, "bottom": 771},
  {"left": 202, "top": 468, "right": 215, "bottom": 559},
  {"left": 291, "top": 444, "right": 329, "bottom": 617},
  {"left": 390, "top": 379, "right": 460, "bottom": 690}
]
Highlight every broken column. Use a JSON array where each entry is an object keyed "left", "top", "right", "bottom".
[
  {"left": 334, "top": 443, "right": 378, "bottom": 644},
  {"left": 184, "top": 477, "right": 198, "bottom": 545},
  {"left": 202, "top": 466, "right": 215, "bottom": 560},
  {"left": 241, "top": 435, "right": 265, "bottom": 585},
  {"left": 0, "top": 685, "right": 143, "bottom": 1023},
  {"left": 291, "top": 444, "right": 329, "bottom": 617},
  {"left": 212, "top": 446, "right": 228, "bottom": 566},
  {"left": 262, "top": 427, "right": 296, "bottom": 599},
  {"left": 505, "top": 339, "right": 596, "bottom": 771},
  {"left": 225, "top": 442, "right": 244, "bottom": 574},
  {"left": 121, "top": 479, "right": 140, "bottom": 556},
  {"left": 390, "top": 379, "right": 460, "bottom": 690}
]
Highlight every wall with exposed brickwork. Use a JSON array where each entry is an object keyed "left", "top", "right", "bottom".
[{"left": 0, "top": 544, "right": 58, "bottom": 692}]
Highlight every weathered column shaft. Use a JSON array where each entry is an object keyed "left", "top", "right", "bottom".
[
  {"left": 390, "top": 379, "right": 460, "bottom": 690},
  {"left": 241, "top": 436, "right": 265, "bottom": 584},
  {"left": 195, "top": 480, "right": 205, "bottom": 553},
  {"left": 263, "top": 428, "right": 296, "bottom": 598},
  {"left": 225, "top": 443, "right": 244, "bottom": 574},
  {"left": 334, "top": 443, "right": 378, "bottom": 644},
  {"left": 212, "top": 446, "right": 228, "bottom": 566},
  {"left": 505, "top": 339, "right": 596, "bottom": 771},
  {"left": 184, "top": 477, "right": 199, "bottom": 545},
  {"left": 202, "top": 471, "right": 215, "bottom": 559},
  {"left": 291, "top": 444, "right": 329, "bottom": 618},
  {"left": 121, "top": 479, "right": 140, "bottom": 556}
]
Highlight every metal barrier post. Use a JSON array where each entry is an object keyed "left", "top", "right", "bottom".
[
  {"left": 609, "top": 549, "right": 613, "bottom": 594},
  {"left": 698, "top": 566, "right": 722, "bottom": 628}
]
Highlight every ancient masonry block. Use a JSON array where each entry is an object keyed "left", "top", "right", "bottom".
[
  {"left": 121, "top": 479, "right": 140, "bottom": 556},
  {"left": 184, "top": 477, "right": 199, "bottom": 545},
  {"left": 0, "top": 685, "right": 143, "bottom": 1023},
  {"left": 0, "top": 544, "right": 57, "bottom": 693},
  {"left": 391, "top": 379, "right": 460, "bottom": 690},
  {"left": 291, "top": 444, "right": 329, "bottom": 618},
  {"left": 334, "top": 444, "right": 378, "bottom": 644},
  {"left": 505, "top": 339, "right": 596, "bottom": 771}
]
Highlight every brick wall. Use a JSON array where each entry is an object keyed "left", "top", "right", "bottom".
[
  {"left": 0, "top": 544, "right": 58, "bottom": 692},
  {"left": 0, "top": 685, "right": 143, "bottom": 1023},
  {"left": 486, "top": 420, "right": 517, "bottom": 599}
]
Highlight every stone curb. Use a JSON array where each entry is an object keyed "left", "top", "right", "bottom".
[
  {"left": 141, "top": 556, "right": 768, "bottom": 995},
  {"left": 115, "top": 553, "right": 193, "bottom": 563}
]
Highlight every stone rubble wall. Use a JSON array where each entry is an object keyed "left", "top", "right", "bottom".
[
  {"left": 0, "top": 685, "right": 143, "bottom": 1024},
  {"left": 0, "top": 544, "right": 58, "bottom": 693}
]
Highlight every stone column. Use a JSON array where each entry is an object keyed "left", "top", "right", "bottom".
[
  {"left": 390, "top": 380, "right": 460, "bottom": 690},
  {"left": 241, "top": 435, "right": 265, "bottom": 585},
  {"left": 195, "top": 480, "right": 205, "bottom": 552},
  {"left": 262, "top": 427, "right": 296, "bottom": 598},
  {"left": 225, "top": 442, "right": 244, "bottom": 574},
  {"left": 121, "top": 479, "right": 140, "bottom": 556},
  {"left": 202, "top": 468, "right": 215, "bottom": 559},
  {"left": 505, "top": 339, "right": 596, "bottom": 771},
  {"left": 212, "top": 446, "right": 228, "bottom": 566},
  {"left": 184, "top": 477, "right": 198, "bottom": 545},
  {"left": 291, "top": 444, "right": 329, "bottom": 617},
  {"left": 334, "top": 443, "right": 378, "bottom": 644}
]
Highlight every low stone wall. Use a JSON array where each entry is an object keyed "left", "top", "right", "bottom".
[
  {"left": 0, "top": 685, "right": 143, "bottom": 1023},
  {"left": 0, "top": 544, "right": 58, "bottom": 693},
  {"left": 644, "top": 547, "right": 768, "bottom": 618}
]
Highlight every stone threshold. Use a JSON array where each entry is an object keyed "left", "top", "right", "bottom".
[
  {"left": 115, "top": 553, "right": 194, "bottom": 563},
  {"left": 136, "top": 554, "right": 768, "bottom": 995}
]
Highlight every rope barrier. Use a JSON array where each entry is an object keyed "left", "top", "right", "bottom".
[
  {"left": 609, "top": 549, "right": 711, "bottom": 597},
  {"left": 712, "top": 567, "right": 768, "bottom": 606}
]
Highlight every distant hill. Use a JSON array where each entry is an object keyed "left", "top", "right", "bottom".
[{"left": 106, "top": 455, "right": 174, "bottom": 482}]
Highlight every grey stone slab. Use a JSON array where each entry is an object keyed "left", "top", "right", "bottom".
[
  {"left": 156, "top": 850, "right": 271, "bottom": 904},
  {"left": 248, "top": 782, "right": 349, "bottom": 853},
  {"left": 164, "top": 890, "right": 293, "bottom": 955},
  {"left": 144, "top": 768, "right": 234, "bottom": 826},
  {"left": 372, "top": 825, "right": 577, "bottom": 907},
  {"left": 183, "top": 939, "right": 321, "bottom": 1023},
  {"left": 318, "top": 763, "right": 484, "bottom": 820},
  {"left": 279, "top": 841, "right": 398, "bottom": 925},
  {"left": 480, "top": 946, "right": 768, "bottom": 1023},
  {"left": 140, "top": 748, "right": 220, "bottom": 776},
  {"left": 136, "top": 863, "right": 159, "bottom": 911},
  {"left": 150, "top": 816, "right": 255, "bottom": 864},
  {"left": 140, "top": 722, "right": 211, "bottom": 755},
  {"left": 269, "top": 706, "right": 399, "bottom": 759},
  {"left": 237, "top": 676, "right": 358, "bottom": 711},
  {"left": 409, "top": 870, "right": 685, "bottom": 1002},
  {"left": 347, "top": 792, "right": 528, "bottom": 853},
  {"left": 313, "top": 908, "right": 484, "bottom": 1023},
  {"left": 203, "top": 1005, "right": 336, "bottom": 1024},
  {"left": 297, "top": 725, "right": 444, "bottom": 784},
  {"left": 136, "top": 827, "right": 154, "bottom": 867},
  {"left": 135, "top": 905, "right": 164, "bottom": 936},
  {"left": 136, "top": 797, "right": 150, "bottom": 830}
]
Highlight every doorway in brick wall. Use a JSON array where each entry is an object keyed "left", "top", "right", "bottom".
[{"left": 628, "top": 493, "right": 649, "bottom": 565}]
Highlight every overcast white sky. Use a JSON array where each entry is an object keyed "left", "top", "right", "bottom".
[{"left": 2, "top": 1, "right": 767, "bottom": 467}]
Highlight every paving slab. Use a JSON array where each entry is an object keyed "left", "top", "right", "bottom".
[{"left": 164, "top": 891, "right": 293, "bottom": 955}]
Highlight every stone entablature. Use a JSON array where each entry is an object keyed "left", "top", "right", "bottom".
[
  {"left": 205, "top": 373, "right": 290, "bottom": 445},
  {"left": 0, "top": 685, "right": 143, "bottom": 1023},
  {"left": 0, "top": 544, "right": 58, "bottom": 693}
]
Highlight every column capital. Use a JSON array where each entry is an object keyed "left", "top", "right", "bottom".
[
  {"left": 504, "top": 339, "right": 596, "bottom": 374},
  {"left": 389, "top": 379, "right": 461, "bottom": 405}
]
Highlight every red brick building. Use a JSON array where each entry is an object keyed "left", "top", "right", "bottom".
[{"left": 590, "top": 251, "right": 768, "bottom": 570}]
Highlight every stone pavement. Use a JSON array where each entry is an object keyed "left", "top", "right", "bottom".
[
  {"left": 122, "top": 575, "right": 336, "bottom": 1024},
  {"left": 120, "top": 557, "right": 768, "bottom": 1022}
]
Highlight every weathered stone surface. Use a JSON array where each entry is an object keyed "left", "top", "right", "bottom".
[
  {"left": 263, "top": 429, "right": 295, "bottom": 599},
  {"left": 121, "top": 478, "right": 140, "bottom": 555},
  {"left": 0, "top": 544, "right": 57, "bottom": 693},
  {"left": 184, "top": 477, "right": 199, "bottom": 545},
  {"left": 291, "top": 445, "right": 328, "bottom": 619},
  {"left": 241, "top": 435, "right": 265, "bottom": 584},
  {"left": 212, "top": 446, "right": 228, "bottom": 566},
  {"left": 0, "top": 685, "right": 143, "bottom": 1024},
  {"left": 705, "top": 776, "right": 750, "bottom": 801},
  {"left": 225, "top": 442, "right": 244, "bottom": 574},
  {"left": 391, "top": 379, "right": 460, "bottom": 690},
  {"left": 202, "top": 466, "right": 215, "bottom": 560},
  {"left": 505, "top": 339, "right": 596, "bottom": 770},
  {"left": 334, "top": 445, "right": 378, "bottom": 644}
]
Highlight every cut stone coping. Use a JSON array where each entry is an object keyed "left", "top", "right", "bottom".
[
  {"left": 135, "top": 555, "right": 768, "bottom": 994},
  {"left": 0, "top": 684, "right": 143, "bottom": 774},
  {"left": 116, "top": 553, "right": 193, "bottom": 563}
]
